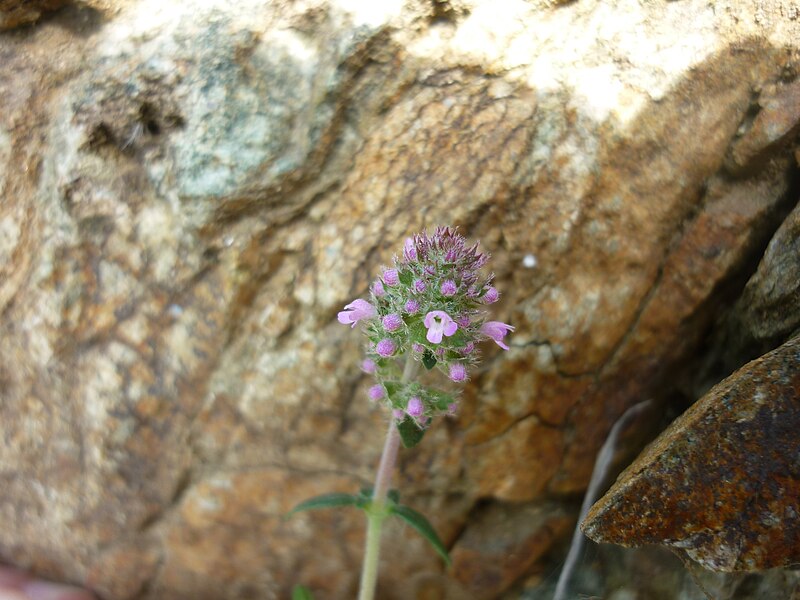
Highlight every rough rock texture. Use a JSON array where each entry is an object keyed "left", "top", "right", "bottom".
[
  {"left": 0, "top": 0, "right": 69, "bottom": 30},
  {"left": 450, "top": 502, "right": 571, "bottom": 600},
  {"left": 713, "top": 199, "right": 800, "bottom": 372},
  {"left": 1, "top": 0, "right": 799, "bottom": 599},
  {"left": 582, "top": 335, "right": 800, "bottom": 572}
]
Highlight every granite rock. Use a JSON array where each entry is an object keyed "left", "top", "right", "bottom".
[
  {"left": 0, "top": 0, "right": 69, "bottom": 29},
  {"left": 0, "top": 0, "right": 799, "bottom": 598}
]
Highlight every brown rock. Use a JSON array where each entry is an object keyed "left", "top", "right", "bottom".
[
  {"left": 0, "top": 0, "right": 68, "bottom": 29},
  {"left": 730, "top": 78, "right": 800, "bottom": 172},
  {"left": 450, "top": 502, "right": 571, "bottom": 599},
  {"left": 0, "top": 0, "right": 799, "bottom": 598},
  {"left": 582, "top": 335, "right": 800, "bottom": 572},
  {"left": 728, "top": 199, "right": 800, "bottom": 349}
]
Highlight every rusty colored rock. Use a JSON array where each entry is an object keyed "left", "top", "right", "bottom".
[{"left": 582, "top": 335, "right": 800, "bottom": 572}]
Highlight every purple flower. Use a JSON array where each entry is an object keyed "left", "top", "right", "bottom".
[
  {"left": 406, "top": 396, "right": 424, "bottom": 417},
  {"left": 461, "top": 342, "right": 475, "bottom": 355},
  {"left": 480, "top": 321, "right": 515, "bottom": 350},
  {"left": 383, "top": 268, "right": 399, "bottom": 286},
  {"left": 382, "top": 313, "right": 403, "bottom": 332},
  {"left": 413, "top": 279, "right": 426, "bottom": 293},
  {"left": 418, "top": 415, "right": 429, "bottom": 426},
  {"left": 337, "top": 299, "right": 377, "bottom": 328},
  {"left": 482, "top": 286, "right": 499, "bottom": 304},
  {"left": 447, "top": 402, "right": 458, "bottom": 416},
  {"left": 448, "top": 363, "right": 467, "bottom": 382},
  {"left": 412, "top": 343, "right": 425, "bottom": 353},
  {"left": 440, "top": 280, "right": 457, "bottom": 297},
  {"left": 372, "top": 280, "right": 385, "bottom": 297},
  {"left": 361, "top": 358, "right": 377, "bottom": 373},
  {"left": 404, "top": 299, "right": 420, "bottom": 314},
  {"left": 404, "top": 238, "right": 417, "bottom": 261},
  {"left": 423, "top": 310, "right": 458, "bottom": 344},
  {"left": 393, "top": 408, "right": 405, "bottom": 421},
  {"left": 368, "top": 385, "right": 385, "bottom": 401},
  {"left": 376, "top": 338, "right": 397, "bottom": 357},
  {"left": 456, "top": 314, "right": 471, "bottom": 328}
]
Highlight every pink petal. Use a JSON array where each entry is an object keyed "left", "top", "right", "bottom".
[
  {"left": 426, "top": 321, "right": 444, "bottom": 344},
  {"left": 443, "top": 320, "right": 458, "bottom": 336}
]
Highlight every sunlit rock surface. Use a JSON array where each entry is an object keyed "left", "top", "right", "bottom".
[{"left": 0, "top": 0, "right": 798, "bottom": 598}]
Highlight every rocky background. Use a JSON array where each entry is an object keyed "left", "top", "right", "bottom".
[{"left": 1, "top": 1, "right": 798, "bottom": 599}]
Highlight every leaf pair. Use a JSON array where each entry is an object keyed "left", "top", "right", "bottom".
[{"left": 286, "top": 490, "right": 451, "bottom": 564}]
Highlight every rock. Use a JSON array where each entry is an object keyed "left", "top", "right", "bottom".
[
  {"left": 519, "top": 543, "right": 800, "bottom": 600},
  {"left": 729, "top": 78, "right": 800, "bottom": 173},
  {"left": 450, "top": 502, "right": 571, "bottom": 600},
  {"left": 0, "top": 0, "right": 68, "bottom": 29},
  {"left": 582, "top": 335, "right": 800, "bottom": 572},
  {"left": 0, "top": 0, "right": 799, "bottom": 599},
  {"left": 726, "top": 200, "right": 800, "bottom": 354}
]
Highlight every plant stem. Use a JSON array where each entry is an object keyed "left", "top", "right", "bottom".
[{"left": 357, "top": 357, "right": 418, "bottom": 600}]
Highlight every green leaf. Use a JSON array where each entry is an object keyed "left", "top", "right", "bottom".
[
  {"left": 426, "top": 389, "right": 454, "bottom": 411},
  {"left": 422, "top": 350, "right": 437, "bottom": 370},
  {"left": 292, "top": 585, "right": 315, "bottom": 600},
  {"left": 398, "top": 269, "right": 414, "bottom": 286},
  {"left": 448, "top": 329, "right": 469, "bottom": 347},
  {"left": 286, "top": 493, "right": 362, "bottom": 517},
  {"left": 397, "top": 417, "right": 426, "bottom": 448},
  {"left": 391, "top": 504, "right": 451, "bottom": 565},
  {"left": 383, "top": 381, "right": 402, "bottom": 400},
  {"left": 409, "top": 321, "right": 428, "bottom": 345},
  {"left": 387, "top": 489, "right": 400, "bottom": 504}
]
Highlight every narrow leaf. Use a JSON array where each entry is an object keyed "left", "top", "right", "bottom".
[
  {"left": 286, "top": 493, "right": 361, "bottom": 517},
  {"left": 422, "top": 350, "right": 437, "bottom": 370},
  {"left": 292, "top": 585, "right": 315, "bottom": 600},
  {"left": 391, "top": 504, "right": 451, "bottom": 565},
  {"left": 397, "top": 417, "right": 426, "bottom": 448}
]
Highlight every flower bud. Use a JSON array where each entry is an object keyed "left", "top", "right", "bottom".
[
  {"left": 376, "top": 339, "right": 396, "bottom": 357},
  {"left": 383, "top": 269, "right": 399, "bottom": 286}
]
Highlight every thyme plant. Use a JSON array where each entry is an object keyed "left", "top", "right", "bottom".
[{"left": 290, "top": 227, "right": 513, "bottom": 600}]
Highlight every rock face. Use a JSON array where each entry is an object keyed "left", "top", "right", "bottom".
[
  {"left": 719, "top": 199, "right": 800, "bottom": 365},
  {"left": 0, "top": 0, "right": 69, "bottom": 30},
  {"left": 582, "top": 335, "right": 800, "bottom": 572},
  {"left": 0, "top": 1, "right": 799, "bottom": 599}
]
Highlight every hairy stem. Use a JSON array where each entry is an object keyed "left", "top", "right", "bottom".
[{"left": 357, "top": 356, "right": 418, "bottom": 600}]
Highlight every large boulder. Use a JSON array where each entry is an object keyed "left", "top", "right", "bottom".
[{"left": 0, "top": 1, "right": 798, "bottom": 598}]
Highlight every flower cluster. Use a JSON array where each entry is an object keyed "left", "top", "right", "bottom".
[{"left": 338, "top": 227, "right": 513, "bottom": 436}]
